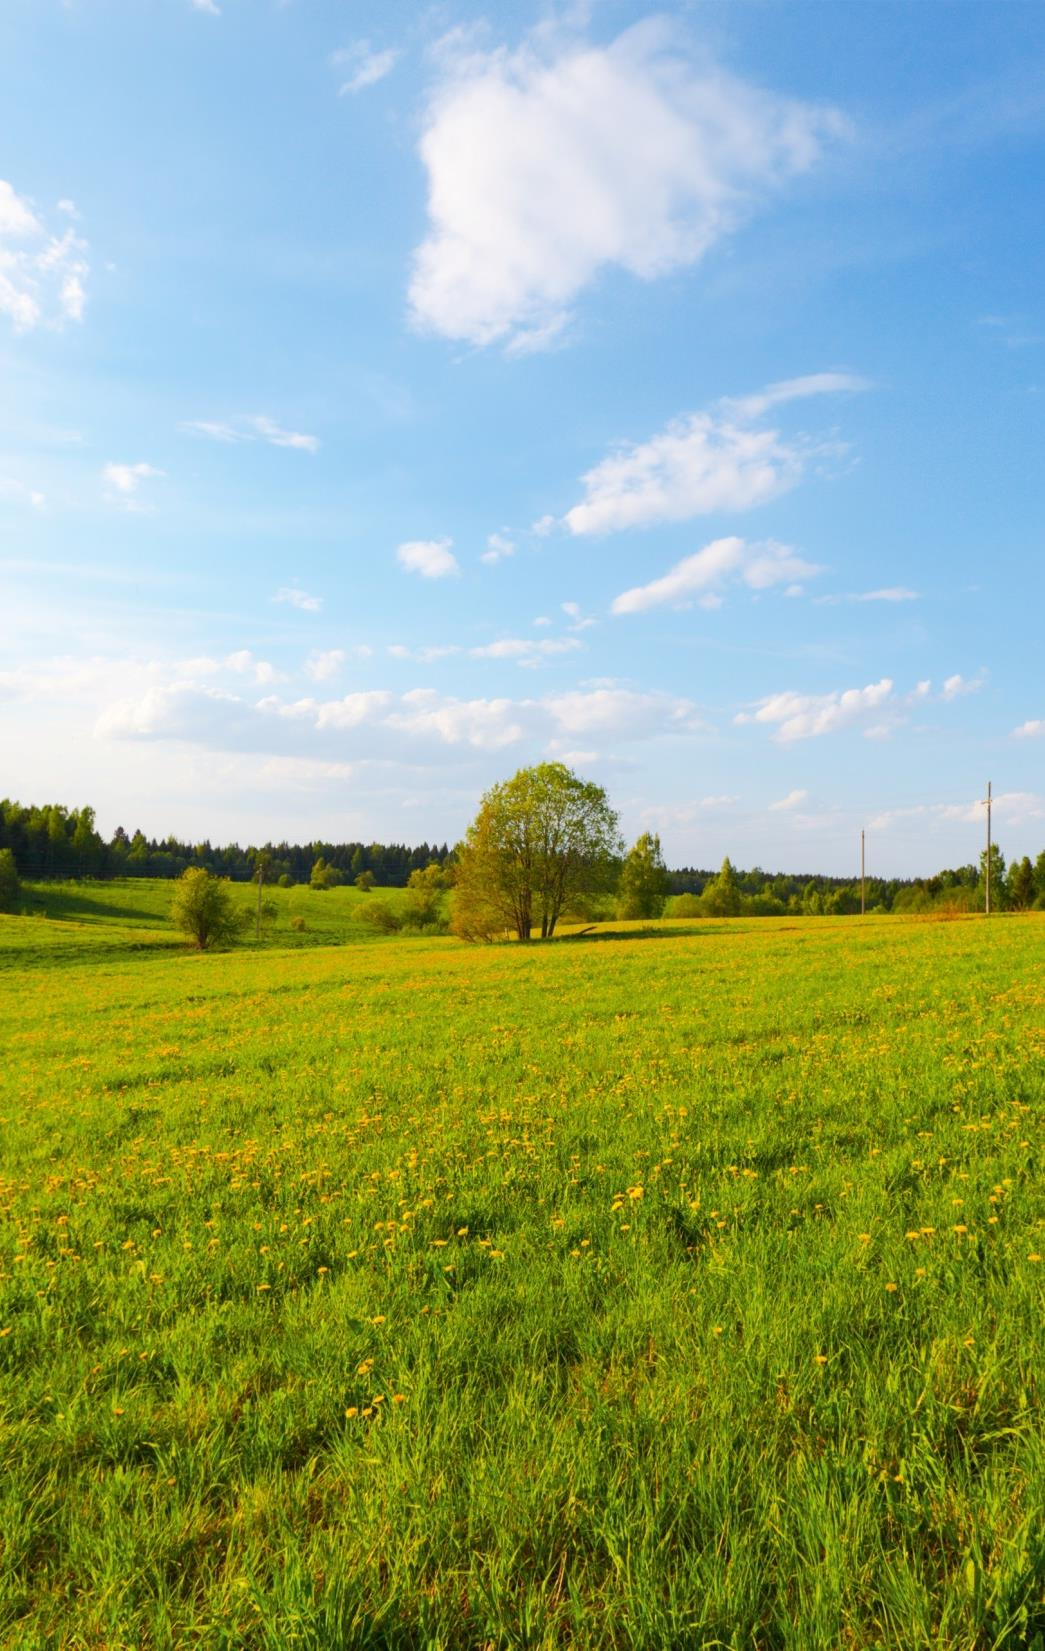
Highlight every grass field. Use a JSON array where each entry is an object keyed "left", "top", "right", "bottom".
[{"left": 0, "top": 885, "right": 1042, "bottom": 1649}]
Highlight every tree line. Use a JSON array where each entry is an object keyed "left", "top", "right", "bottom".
[{"left": 0, "top": 799, "right": 449, "bottom": 887}]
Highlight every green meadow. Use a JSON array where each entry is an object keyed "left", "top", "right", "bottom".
[{"left": 0, "top": 884, "right": 1042, "bottom": 1650}]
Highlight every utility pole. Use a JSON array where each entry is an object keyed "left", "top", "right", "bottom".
[
  {"left": 982, "top": 780, "right": 992, "bottom": 916},
  {"left": 861, "top": 829, "right": 866, "bottom": 916}
]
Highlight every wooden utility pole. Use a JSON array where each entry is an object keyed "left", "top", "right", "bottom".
[
  {"left": 861, "top": 829, "right": 866, "bottom": 916},
  {"left": 982, "top": 781, "right": 992, "bottom": 916}
]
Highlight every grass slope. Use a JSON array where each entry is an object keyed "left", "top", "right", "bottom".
[{"left": 0, "top": 906, "right": 1042, "bottom": 1649}]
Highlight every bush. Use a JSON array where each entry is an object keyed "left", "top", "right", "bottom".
[
  {"left": 666, "top": 893, "right": 702, "bottom": 919},
  {"left": 290, "top": 915, "right": 307, "bottom": 933},
  {"left": 354, "top": 871, "right": 375, "bottom": 892},
  {"left": 0, "top": 848, "right": 20, "bottom": 914},
  {"left": 278, "top": 873, "right": 293, "bottom": 888},
  {"left": 360, "top": 900, "right": 401, "bottom": 934},
  {"left": 170, "top": 868, "right": 248, "bottom": 950}
]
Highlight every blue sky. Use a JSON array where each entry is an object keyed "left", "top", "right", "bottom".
[{"left": 2, "top": 0, "right": 1043, "bottom": 873}]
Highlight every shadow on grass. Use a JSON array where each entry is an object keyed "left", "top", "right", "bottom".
[
  {"left": 26, "top": 889, "right": 162, "bottom": 925},
  {"left": 554, "top": 923, "right": 719, "bottom": 944}
]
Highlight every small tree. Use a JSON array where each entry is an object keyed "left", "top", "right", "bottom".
[
  {"left": 1008, "top": 855, "right": 1035, "bottom": 911},
  {"left": 310, "top": 857, "right": 343, "bottom": 890},
  {"left": 170, "top": 868, "right": 248, "bottom": 950},
  {"left": 0, "top": 848, "right": 20, "bottom": 913},
  {"left": 354, "top": 870, "right": 375, "bottom": 892},
  {"left": 616, "top": 832, "right": 669, "bottom": 919},
  {"left": 701, "top": 857, "right": 743, "bottom": 917},
  {"left": 402, "top": 863, "right": 449, "bottom": 929}
]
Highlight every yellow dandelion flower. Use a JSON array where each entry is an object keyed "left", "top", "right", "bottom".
[
  {"left": 345, "top": 1406, "right": 358, "bottom": 1418},
  {"left": 885, "top": 1282, "right": 898, "bottom": 1293},
  {"left": 392, "top": 1393, "right": 406, "bottom": 1404},
  {"left": 1029, "top": 1253, "right": 1042, "bottom": 1263},
  {"left": 813, "top": 1354, "right": 828, "bottom": 1365}
]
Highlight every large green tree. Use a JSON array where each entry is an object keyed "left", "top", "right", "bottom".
[
  {"left": 616, "top": 832, "right": 669, "bottom": 920},
  {"left": 452, "top": 763, "right": 622, "bottom": 942}
]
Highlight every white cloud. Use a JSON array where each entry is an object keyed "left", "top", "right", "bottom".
[
  {"left": 397, "top": 537, "right": 460, "bottom": 579},
  {"left": 1013, "top": 719, "right": 1044, "bottom": 739},
  {"left": 225, "top": 649, "right": 281, "bottom": 686},
  {"left": 190, "top": 0, "right": 221, "bottom": 14},
  {"left": 333, "top": 41, "right": 399, "bottom": 95},
  {"left": 565, "top": 373, "right": 864, "bottom": 536},
  {"left": 305, "top": 650, "right": 345, "bottom": 682},
  {"left": 0, "top": 179, "right": 90, "bottom": 332},
  {"left": 274, "top": 586, "right": 323, "bottom": 612},
  {"left": 531, "top": 514, "right": 557, "bottom": 537},
  {"left": 409, "top": 20, "right": 846, "bottom": 350},
  {"left": 470, "top": 637, "right": 583, "bottom": 668},
  {"left": 545, "top": 686, "right": 702, "bottom": 738},
  {"left": 0, "top": 478, "right": 46, "bottom": 510},
  {"left": 940, "top": 672, "right": 985, "bottom": 701},
  {"left": 870, "top": 793, "right": 1045, "bottom": 832},
  {"left": 181, "top": 416, "right": 319, "bottom": 452},
  {"left": 481, "top": 531, "right": 516, "bottom": 565},
  {"left": 816, "top": 586, "right": 919, "bottom": 606},
  {"left": 769, "top": 788, "right": 808, "bottom": 811},
  {"left": 737, "top": 678, "right": 895, "bottom": 743},
  {"left": 102, "top": 462, "right": 165, "bottom": 509},
  {"left": 612, "top": 536, "right": 822, "bottom": 614}
]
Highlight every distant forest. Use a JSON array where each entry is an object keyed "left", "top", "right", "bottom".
[{"left": 5, "top": 796, "right": 1040, "bottom": 914}]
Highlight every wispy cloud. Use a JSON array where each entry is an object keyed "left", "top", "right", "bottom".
[
  {"left": 333, "top": 41, "right": 400, "bottom": 95},
  {"left": 0, "top": 178, "right": 89, "bottom": 332},
  {"left": 190, "top": 0, "right": 221, "bottom": 14},
  {"left": 274, "top": 586, "right": 323, "bottom": 613},
  {"left": 409, "top": 19, "right": 847, "bottom": 351},
  {"left": 470, "top": 637, "right": 583, "bottom": 669},
  {"left": 181, "top": 415, "right": 319, "bottom": 453},
  {"left": 481, "top": 531, "right": 515, "bottom": 565},
  {"left": 0, "top": 477, "right": 46, "bottom": 510},
  {"left": 612, "top": 537, "right": 823, "bottom": 614},
  {"left": 1013, "top": 718, "right": 1044, "bottom": 739},
  {"left": 815, "top": 586, "right": 919, "bottom": 606},
  {"left": 769, "top": 788, "right": 809, "bottom": 811},
  {"left": 565, "top": 374, "right": 866, "bottom": 536},
  {"left": 102, "top": 462, "right": 165, "bottom": 510},
  {"left": 396, "top": 538, "right": 460, "bottom": 579}
]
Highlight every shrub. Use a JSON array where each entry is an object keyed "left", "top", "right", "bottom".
[
  {"left": 289, "top": 915, "right": 307, "bottom": 933},
  {"left": 666, "top": 893, "right": 702, "bottom": 919},
  {"left": 170, "top": 869, "right": 248, "bottom": 950},
  {"left": 360, "top": 900, "right": 401, "bottom": 934}
]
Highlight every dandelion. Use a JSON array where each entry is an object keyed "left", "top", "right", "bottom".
[
  {"left": 392, "top": 1393, "right": 406, "bottom": 1404},
  {"left": 858, "top": 1234, "right": 871, "bottom": 1244},
  {"left": 369, "top": 1315, "right": 385, "bottom": 1325},
  {"left": 813, "top": 1354, "right": 828, "bottom": 1365},
  {"left": 345, "top": 1407, "right": 358, "bottom": 1418},
  {"left": 1029, "top": 1254, "right": 1042, "bottom": 1263},
  {"left": 257, "top": 1283, "right": 271, "bottom": 1292},
  {"left": 885, "top": 1282, "right": 898, "bottom": 1293}
]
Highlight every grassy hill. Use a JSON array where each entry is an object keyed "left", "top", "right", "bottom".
[
  {"left": 0, "top": 903, "right": 1041, "bottom": 1648},
  {"left": 5, "top": 876, "right": 436, "bottom": 966}
]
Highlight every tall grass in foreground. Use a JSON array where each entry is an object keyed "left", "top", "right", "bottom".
[{"left": 0, "top": 908, "right": 1042, "bottom": 1648}]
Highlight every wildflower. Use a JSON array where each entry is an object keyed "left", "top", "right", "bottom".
[
  {"left": 345, "top": 1407, "right": 358, "bottom": 1418},
  {"left": 813, "top": 1354, "right": 828, "bottom": 1365},
  {"left": 885, "top": 1282, "right": 898, "bottom": 1293}
]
